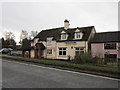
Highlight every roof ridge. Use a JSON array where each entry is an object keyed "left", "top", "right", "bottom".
[
  {"left": 41, "top": 27, "right": 63, "bottom": 31},
  {"left": 96, "top": 31, "right": 120, "bottom": 34},
  {"left": 77, "top": 26, "right": 94, "bottom": 29},
  {"left": 41, "top": 26, "right": 94, "bottom": 32}
]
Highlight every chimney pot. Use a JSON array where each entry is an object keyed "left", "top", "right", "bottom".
[{"left": 64, "top": 19, "right": 70, "bottom": 30}]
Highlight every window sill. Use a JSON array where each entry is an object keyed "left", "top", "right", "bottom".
[
  {"left": 61, "top": 39, "right": 67, "bottom": 41},
  {"left": 104, "top": 49, "right": 117, "bottom": 50},
  {"left": 47, "top": 54, "right": 53, "bottom": 56},
  {"left": 73, "top": 38, "right": 82, "bottom": 40},
  {"left": 58, "top": 55, "right": 67, "bottom": 57},
  {"left": 47, "top": 44, "right": 52, "bottom": 46}
]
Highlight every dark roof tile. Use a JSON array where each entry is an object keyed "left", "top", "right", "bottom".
[
  {"left": 91, "top": 31, "right": 120, "bottom": 43},
  {"left": 34, "top": 26, "right": 94, "bottom": 42}
]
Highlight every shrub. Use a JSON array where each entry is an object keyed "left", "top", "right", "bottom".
[
  {"left": 81, "top": 52, "right": 93, "bottom": 64},
  {"left": 72, "top": 52, "right": 94, "bottom": 64},
  {"left": 104, "top": 58, "right": 117, "bottom": 65},
  {"left": 72, "top": 54, "right": 85, "bottom": 64},
  {"left": 92, "top": 56, "right": 104, "bottom": 65},
  {"left": 72, "top": 52, "right": 105, "bottom": 65}
]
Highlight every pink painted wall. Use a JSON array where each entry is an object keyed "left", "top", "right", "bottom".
[
  {"left": 91, "top": 43, "right": 120, "bottom": 59},
  {"left": 91, "top": 43, "right": 104, "bottom": 58},
  {"left": 118, "top": 43, "right": 120, "bottom": 59}
]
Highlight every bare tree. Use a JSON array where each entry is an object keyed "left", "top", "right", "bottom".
[
  {"left": 4, "top": 32, "right": 16, "bottom": 49},
  {"left": 5, "top": 32, "right": 15, "bottom": 40},
  {"left": 19, "top": 30, "right": 38, "bottom": 44},
  {"left": 30, "top": 31, "right": 38, "bottom": 39},
  {"left": 20, "top": 30, "right": 28, "bottom": 43}
]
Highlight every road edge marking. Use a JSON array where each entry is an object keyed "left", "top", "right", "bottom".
[{"left": 3, "top": 59, "right": 120, "bottom": 81}]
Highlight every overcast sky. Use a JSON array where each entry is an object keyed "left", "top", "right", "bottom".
[{"left": 0, "top": 1, "right": 119, "bottom": 44}]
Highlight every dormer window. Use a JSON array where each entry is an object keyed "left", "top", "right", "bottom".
[
  {"left": 61, "top": 31, "right": 68, "bottom": 40},
  {"left": 75, "top": 32, "right": 81, "bottom": 39},
  {"left": 74, "top": 28, "right": 83, "bottom": 39}
]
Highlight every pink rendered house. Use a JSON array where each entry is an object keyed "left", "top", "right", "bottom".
[{"left": 91, "top": 31, "right": 120, "bottom": 59}]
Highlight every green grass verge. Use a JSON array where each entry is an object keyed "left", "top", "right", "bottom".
[{"left": 1, "top": 56, "right": 120, "bottom": 75}]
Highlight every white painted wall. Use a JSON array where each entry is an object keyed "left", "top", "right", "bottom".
[
  {"left": 56, "top": 41, "right": 87, "bottom": 59},
  {"left": 31, "top": 50, "right": 34, "bottom": 58}
]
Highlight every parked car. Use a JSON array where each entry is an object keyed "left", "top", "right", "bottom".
[
  {"left": 0, "top": 48, "right": 11, "bottom": 54},
  {"left": 7, "top": 48, "right": 13, "bottom": 51}
]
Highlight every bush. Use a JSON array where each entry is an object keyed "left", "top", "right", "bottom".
[
  {"left": 72, "top": 54, "right": 84, "bottom": 64},
  {"left": 104, "top": 58, "right": 117, "bottom": 66},
  {"left": 92, "top": 56, "right": 104, "bottom": 65},
  {"left": 81, "top": 52, "right": 93, "bottom": 64},
  {"left": 72, "top": 52, "right": 106, "bottom": 65},
  {"left": 72, "top": 52, "right": 94, "bottom": 64}
]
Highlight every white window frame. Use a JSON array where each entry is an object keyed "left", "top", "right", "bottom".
[
  {"left": 47, "top": 49, "right": 52, "bottom": 54},
  {"left": 75, "top": 32, "right": 81, "bottom": 39},
  {"left": 75, "top": 47, "right": 84, "bottom": 55},
  {"left": 61, "top": 33, "right": 68, "bottom": 40},
  {"left": 47, "top": 37, "right": 53, "bottom": 45},
  {"left": 104, "top": 43, "right": 117, "bottom": 50},
  {"left": 59, "top": 47, "right": 67, "bottom": 56}
]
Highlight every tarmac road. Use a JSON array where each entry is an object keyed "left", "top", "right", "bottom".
[{"left": 2, "top": 59, "right": 120, "bottom": 88}]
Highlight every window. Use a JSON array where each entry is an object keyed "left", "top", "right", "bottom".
[
  {"left": 59, "top": 48, "right": 66, "bottom": 56},
  {"left": 75, "top": 47, "right": 84, "bottom": 55},
  {"left": 104, "top": 54, "right": 117, "bottom": 59},
  {"left": 74, "top": 32, "right": 83, "bottom": 39},
  {"left": 61, "top": 33, "right": 68, "bottom": 40},
  {"left": 47, "top": 49, "right": 52, "bottom": 54},
  {"left": 75, "top": 33, "right": 81, "bottom": 39},
  {"left": 34, "top": 38, "right": 39, "bottom": 43},
  {"left": 47, "top": 37, "right": 53, "bottom": 45},
  {"left": 104, "top": 43, "right": 116, "bottom": 49},
  {"left": 60, "top": 31, "right": 68, "bottom": 40}
]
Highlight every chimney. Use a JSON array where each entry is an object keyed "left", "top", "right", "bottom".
[{"left": 64, "top": 19, "right": 70, "bottom": 30}]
